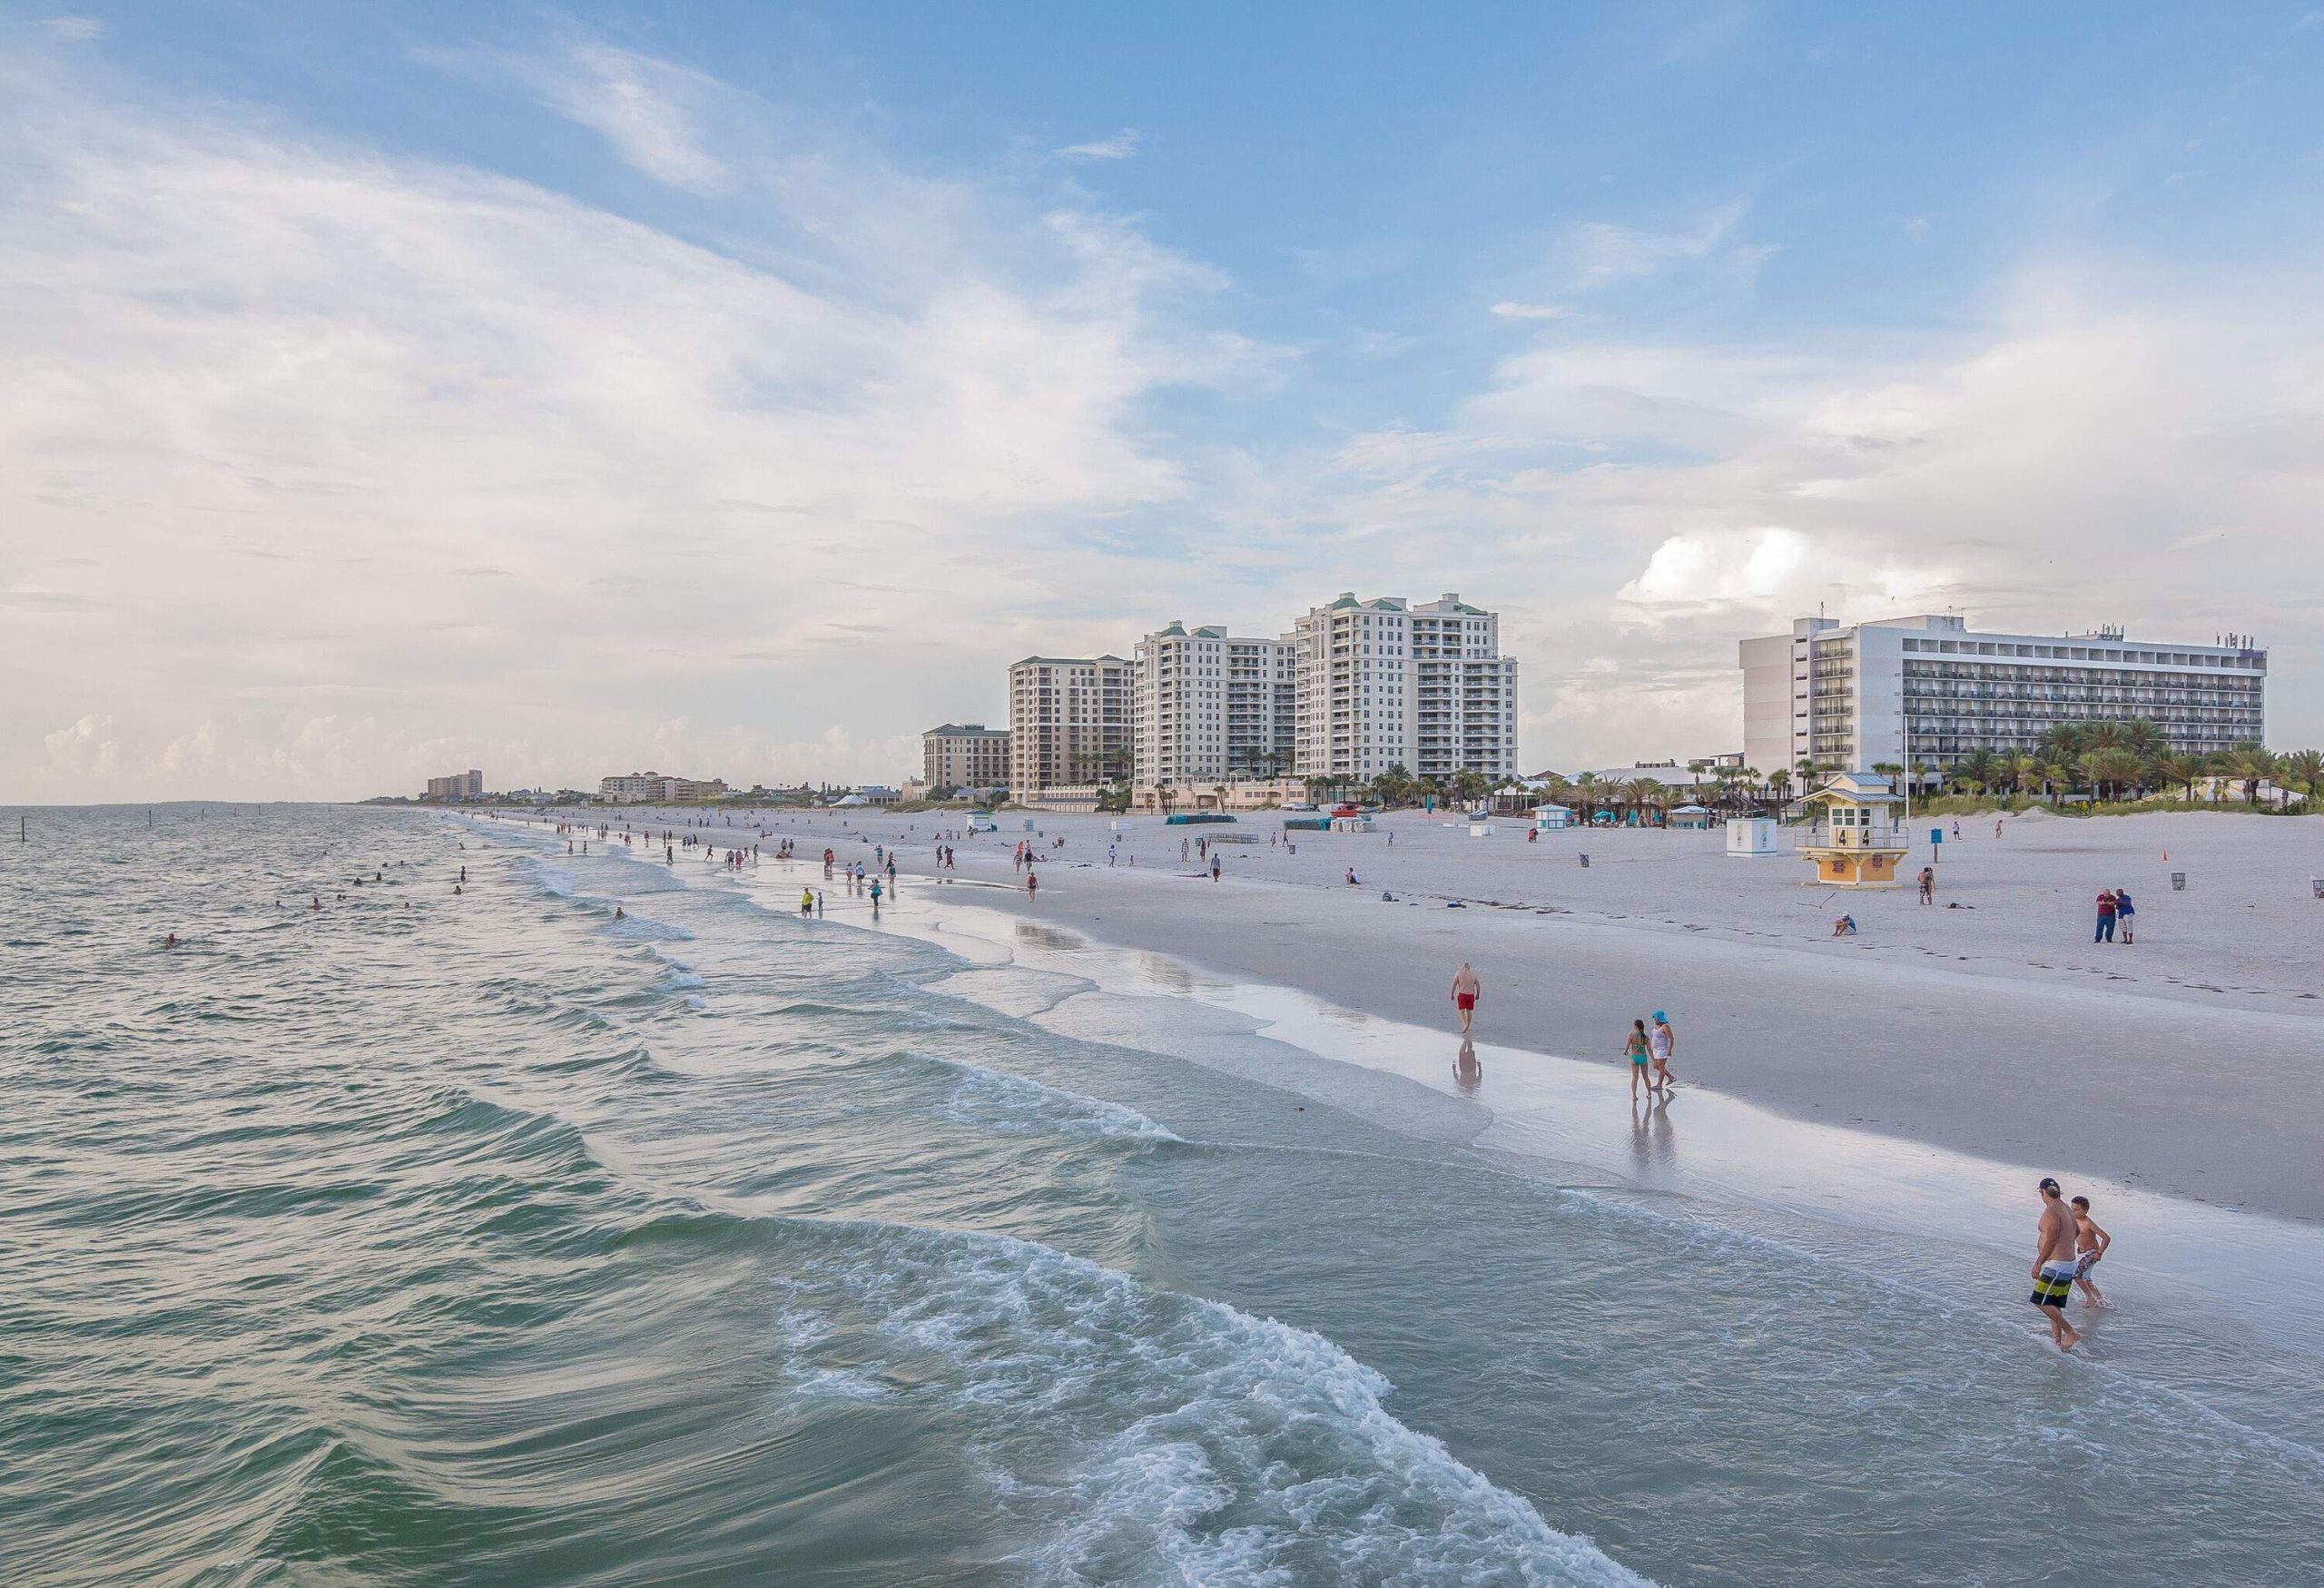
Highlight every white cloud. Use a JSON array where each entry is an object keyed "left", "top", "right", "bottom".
[
  {"left": 40, "top": 15, "right": 106, "bottom": 43},
  {"left": 1559, "top": 200, "right": 1772, "bottom": 291},
  {"left": 457, "top": 41, "right": 733, "bottom": 192},
  {"left": 0, "top": 52, "right": 1246, "bottom": 800},
  {"left": 1054, "top": 128, "right": 1140, "bottom": 162},
  {"left": 1489, "top": 301, "right": 1574, "bottom": 321}
]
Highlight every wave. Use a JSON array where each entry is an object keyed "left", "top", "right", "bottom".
[
  {"left": 902, "top": 1051, "right": 1183, "bottom": 1146},
  {"left": 766, "top": 1219, "right": 1652, "bottom": 1588}
]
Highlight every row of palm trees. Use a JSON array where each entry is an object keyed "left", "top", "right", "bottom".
[{"left": 1866, "top": 722, "right": 2320, "bottom": 808}]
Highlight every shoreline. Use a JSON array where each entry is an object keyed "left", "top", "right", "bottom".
[{"left": 517, "top": 804, "right": 2324, "bottom": 1225}]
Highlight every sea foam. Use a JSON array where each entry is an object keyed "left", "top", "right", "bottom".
[
  {"left": 908, "top": 1051, "right": 1184, "bottom": 1146},
  {"left": 771, "top": 1222, "right": 1653, "bottom": 1587}
]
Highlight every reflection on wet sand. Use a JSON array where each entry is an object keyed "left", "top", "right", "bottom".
[
  {"left": 1630, "top": 1091, "right": 1679, "bottom": 1178},
  {"left": 1453, "top": 1036, "right": 1482, "bottom": 1094}
]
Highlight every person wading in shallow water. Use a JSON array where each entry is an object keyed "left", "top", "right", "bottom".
[
  {"left": 1450, "top": 962, "right": 1481, "bottom": 1034},
  {"left": 2029, "top": 1178, "right": 2083, "bottom": 1352}
]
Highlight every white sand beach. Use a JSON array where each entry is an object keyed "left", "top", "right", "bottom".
[{"left": 734, "top": 804, "right": 2324, "bottom": 1222}]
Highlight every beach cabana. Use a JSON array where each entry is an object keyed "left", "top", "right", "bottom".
[
  {"left": 1531, "top": 804, "right": 1574, "bottom": 832},
  {"left": 1796, "top": 773, "right": 1906, "bottom": 887},
  {"left": 1667, "top": 804, "right": 1713, "bottom": 829},
  {"left": 1726, "top": 816, "right": 1782, "bottom": 858}
]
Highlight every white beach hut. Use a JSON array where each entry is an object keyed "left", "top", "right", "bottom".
[
  {"left": 1726, "top": 816, "right": 1782, "bottom": 857},
  {"left": 1667, "top": 804, "right": 1714, "bottom": 829},
  {"left": 1531, "top": 804, "right": 1575, "bottom": 832}
]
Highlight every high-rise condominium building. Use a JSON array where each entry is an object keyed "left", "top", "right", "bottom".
[
  {"left": 425, "top": 769, "right": 483, "bottom": 801},
  {"left": 1131, "top": 622, "right": 1296, "bottom": 789},
  {"left": 1739, "top": 614, "right": 2267, "bottom": 776},
  {"left": 1292, "top": 594, "right": 1519, "bottom": 783},
  {"left": 921, "top": 723, "right": 1010, "bottom": 791},
  {"left": 1007, "top": 656, "right": 1132, "bottom": 797}
]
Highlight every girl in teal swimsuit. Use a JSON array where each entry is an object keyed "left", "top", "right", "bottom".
[{"left": 1625, "top": 1020, "right": 1652, "bottom": 1100}]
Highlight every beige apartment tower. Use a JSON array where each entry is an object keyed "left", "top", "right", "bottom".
[{"left": 1007, "top": 656, "right": 1132, "bottom": 799}]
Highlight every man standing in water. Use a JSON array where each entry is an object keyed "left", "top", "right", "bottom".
[
  {"left": 1450, "top": 962, "right": 1481, "bottom": 1034},
  {"left": 2029, "top": 1177, "right": 2083, "bottom": 1351}
]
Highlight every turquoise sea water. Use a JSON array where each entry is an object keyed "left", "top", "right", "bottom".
[{"left": 4, "top": 805, "right": 2319, "bottom": 1585}]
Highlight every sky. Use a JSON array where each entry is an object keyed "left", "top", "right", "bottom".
[{"left": 5, "top": 3, "right": 2322, "bottom": 801}]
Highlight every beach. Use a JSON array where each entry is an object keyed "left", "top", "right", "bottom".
[
  {"left": 15, "top": 802, "right": 2320, "bottom": 1587},
  {"left": 734, "top": 805, "right": 2324, "bottom": 1223}
]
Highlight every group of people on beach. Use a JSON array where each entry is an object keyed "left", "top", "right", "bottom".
[
  {"left": 1449, "top": 962, "right": 1679, "bottom": 1101},
  {"left": 2094, "top": 887, "right": 2135, "bottom": 943}
]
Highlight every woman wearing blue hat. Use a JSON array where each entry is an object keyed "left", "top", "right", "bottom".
[{"left": 1649, "top": 1011, "right": 1677, "bottom": 1093}]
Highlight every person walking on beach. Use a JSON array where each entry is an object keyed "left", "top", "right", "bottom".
[
  {"left": 2113, "top": 887, "right": 2134, "bottom": 944},
  {"left": 1649, "top": 1011, "right": 1677, "bottom": 1091},
  {"left": 2030, "top": 1178, "right": 2083, "bottom": 1351},
  {"left": 1210, "top": 854, "right": 1221, "bottom": 882},
  {"left": 1450, "top": 962, "right": 1481, "bottom": 1034},
  {"left": 1025, "top": 869, "right": 1039, "bottom": 900},
  {"left": 2094, "top": 889, "right": 2118, "bottom": 943},
  {"left": 1624, "top": 1020, "right": 1655, "bottom": 1100},
  {"left": 1918, "top": 865, "right": 1935, "bottom": 905},
  {"left": 2071, "top": 1195, "right": 2112, "bottom": 1308}
]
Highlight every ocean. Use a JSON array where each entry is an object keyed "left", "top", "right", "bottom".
[{"left": 4, "top": 804, "right": 2319, "bottom": 1586}]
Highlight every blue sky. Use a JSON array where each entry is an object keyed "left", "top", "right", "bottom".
[{"left": 6, "top": 4, "right": 2322, "bottom": 796}]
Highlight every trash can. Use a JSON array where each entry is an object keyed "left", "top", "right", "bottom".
[{"left": 2171, "top": 872, "right": 2186, "bottom": 892}]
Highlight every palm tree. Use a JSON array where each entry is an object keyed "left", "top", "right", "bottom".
[
  {"left": 2223, "top": 745, "right": 2279, "bottom": 806},
  {"left": 1768, "top": 768, "right": 1792, "bottom": 807},
  {"left": 1794, "top": 757, "right": 1819, "bottom": 797},
  {"left": 2083, "top": 720, "right": 2129, "bottom": 754},
  {"left": 2121, "top": 718, "right": 2164, "bottom": 760},
  {"left": 2282, "top": 748, "right": 2324, "bottom": 804},
  {"left": 1958, "top": 747, "right": 2001, "bottom": 796},
  {"left": 2039, "top": 724, "right": 2085, "bottom": 766},
  {"left": 2151, "top": 755, "right": 2206, "bottom": 802},
  {"left": 1621, "top": 776, "right": 1669, "bottom": 824},
  {"left": 2078, "top": 747, "right": 2142, "bottom": 803},
  {"left": 1573, "top": 771, "right": 1602, "bottom": 821}
]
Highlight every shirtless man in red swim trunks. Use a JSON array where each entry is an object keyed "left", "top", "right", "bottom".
[{"left": 1450, "top": 962, "right": 1482, "bottom": 1035}]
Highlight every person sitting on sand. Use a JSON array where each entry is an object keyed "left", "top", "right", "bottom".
[
  {"left": 1344, "top": 867, "right": 1359, "bottom": 885},
  {"left": 1831, "top": 912, "right": 1856, "bottom": 936},
  {"left": 2071, "top": 1195, "right": 2112, "bottom": 1308}
]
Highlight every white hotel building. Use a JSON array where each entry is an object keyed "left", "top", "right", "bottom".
[
  {"left": 1131, "top": 622, "right": 1296, "bottom": 788},
  {"left": 1292, "top": 593, "right": 1520, "bottom": 783},
  {"left": 1741, "top": 613, "right": 2267, "bottom": 776}
]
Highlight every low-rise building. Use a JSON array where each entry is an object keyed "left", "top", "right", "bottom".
[
  {"left": 598, "top": 772, "right": 728, "bottom": 804},
  {"left": 921, "top": 723, "right": 1011, "bottom": 791}
]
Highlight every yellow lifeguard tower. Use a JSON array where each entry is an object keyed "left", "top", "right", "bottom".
[{"left": 1797, "top": 772, "right": 1906, "bottom": 887}]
